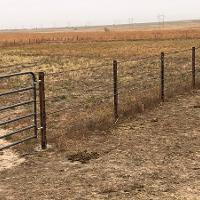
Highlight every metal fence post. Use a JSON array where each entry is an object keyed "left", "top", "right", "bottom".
[
  {"left": 160, "top": 52, "right": 165, "bottom": 102},
  {"left": 39, "top": 72, "right": 47, "bottom": 149},
  {"left": 192, "top": 47, "right": 196, "bottom": 89},
  {"left": 113, "top": 60, "right": 119, "bottom": 121}
]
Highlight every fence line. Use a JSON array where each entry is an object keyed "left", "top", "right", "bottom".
[
  {"left": 10, "top": 47, "right": 200, "bottom": 120},
  {"left": 0, "top": 46, "right": 199, "bottom": 150},
  {"left": 42, "top": 46, "right": 198, "bottom": 123}
]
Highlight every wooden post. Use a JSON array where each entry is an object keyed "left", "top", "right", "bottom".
[
  {"left": 113, "top": 60, "right": 119, "bottom": 121},
  {"left": 39, "top": 72, "right": 47, "bottom": 149}
]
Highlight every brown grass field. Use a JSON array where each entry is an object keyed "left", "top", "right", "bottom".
[
  {"left": 0, "top": 23, "right": 200, "bottom": 199},
  {"left": 0, "top": 24, "right": 200, "bottom": 151},
  {"left": 1, "top": 28, "right": 200, "bottom": 44},
  {"left": 1, "top": 20, "right": 200, "bottom": 45}
]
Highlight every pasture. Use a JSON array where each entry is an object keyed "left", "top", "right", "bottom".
[
  {"left": 0, "top": 25, "right": 200, "bottom": 199},
  {"left": 0, "top": 29, "right": 200, "bottom": 151}
]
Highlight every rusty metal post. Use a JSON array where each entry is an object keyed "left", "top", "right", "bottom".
[
  {"left": 39, "top": 72, "right": 47, "bottom": 149},
  {"left": 113, "top": 60, "right": 119, "bottom": 121},
  {"left": 160, "top": 52, "right": 165, "bottom": 102},
  {"left": 192, "top": 47, "right": 196, "bottom": 89}
]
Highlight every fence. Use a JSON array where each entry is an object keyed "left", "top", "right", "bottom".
[
  {"left": 0, "top": 72, "right": 47, "bottom": 151},
  {"left": 40, "top": 46, "right": 200, "bottom": 150},
  {"left": 0, "top": 46, "right": 200, "bottom": 150}
]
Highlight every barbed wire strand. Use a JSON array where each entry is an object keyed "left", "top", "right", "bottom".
[
  {"left": 48, "top": 80, "right": 112, "bottom": 94},
  {"left": 47, "top": 63, "right": 112, "bottom": 77},
  {"left": 118, "top": 47, "right": 198, "bottom": 64},
  {"left": 118, "top": 54, "right": 160, "bottom": 64},
  {"left": 165, "top": 48, "right": 192, "bottom": 56},
  {"left": 46, "top": 93, "right": 114, "bottom": 116}
]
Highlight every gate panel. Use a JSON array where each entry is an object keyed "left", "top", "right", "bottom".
[{"left": 0, "top": 72, "right": 38, "bottom": 151}]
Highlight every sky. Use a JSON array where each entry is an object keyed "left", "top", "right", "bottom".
[{"left": 0, "top": 0, "right": 200, "bottom": 29}]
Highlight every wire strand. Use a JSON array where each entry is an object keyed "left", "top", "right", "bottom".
[
  {"left": 47, "top": 62, "right": 111, "bottom": 76},
  {"left": 46, "top": 93, "right": 114, "bottom": 116},
  {"left": 118, "top": 54, "right": 160, "bottom": 64}
]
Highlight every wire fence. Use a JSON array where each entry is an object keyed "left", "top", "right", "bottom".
[
  {"left": 36, "top": 46, "right": 200, "bottom": 138},
  {"left": 0, "top": 45, "right": 200, "bottom": 150}
]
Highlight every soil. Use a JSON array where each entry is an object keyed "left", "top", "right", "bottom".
[
  {"left": 0, "top": 130, "right": 25, "bottom": 172},
  {"left": 0, "top": 91, "right": 200, "bottom": 200}
]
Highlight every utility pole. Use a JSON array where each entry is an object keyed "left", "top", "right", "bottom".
[
  {"left": 157, "top": 14, "right": 165, "bottom": 29},
  {"left": 128, "top": 17, "right": 134, "bottom": 27},
  {"left": 128, "top": 18, "right": 134, "bottom": 24}
]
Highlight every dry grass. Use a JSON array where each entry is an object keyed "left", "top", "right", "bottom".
[
  {"left": 0, "top": 31, "right": 200, "bottom": 151},
  {"left": 1, "top": 27, "right": 200, "bottom": 46}
]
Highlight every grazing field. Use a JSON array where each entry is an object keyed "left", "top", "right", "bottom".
[
  {"left": 1, "top": 29, "right": 200, "bottom": 44},
  {"left": 1, "top": 20, "right": 200, "bottom": 45},
  {"left": 0, "top": 30, "right": 200, "bottom": 152},
  {"left": 0, "top": 25, "right": 200, "bottom": 199},
  {"left": 1, "top": 91, "right": 200, "bottom": 199}
]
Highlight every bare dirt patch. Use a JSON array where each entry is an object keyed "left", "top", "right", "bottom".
[
  {"left": 0, "top": 130, "right": 25, "bottom": 172},
  {"left": 0, "top": 91, "right": 200, "bottom": 200}
]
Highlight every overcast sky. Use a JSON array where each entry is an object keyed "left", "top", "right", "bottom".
[{"left": 0, "top": 0, "right": 200, "bottom": 29}]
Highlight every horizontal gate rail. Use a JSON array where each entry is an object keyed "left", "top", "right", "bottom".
[
  {"left": 0, "top": 100, "right": 34, "bottom": 112},
  {"left": 0, "top": 136, "right": 36, "bottom": 151},
  {"left": 0, "top": 113, "right": 35, "bottom": 126},
  {"left": 0, "top": 72, "right": 36, "bottom": 79},
  {"left": 0, "top": 71, "right": 40, "bottom": 151},
  {"left": 0, "top": 125, "right": 36, "bottom": 139},
  {"left": 0, "top": 86, "right": 34, "bottom": 97}
]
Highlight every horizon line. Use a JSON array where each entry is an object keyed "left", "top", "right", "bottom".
[{"left": 0, "top": 18, "right": 200, "bottom": 32}]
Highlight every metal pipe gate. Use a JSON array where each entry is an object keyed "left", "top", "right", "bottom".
[{"left": 0, "top": 72, "right": 47, "bottom": 151}]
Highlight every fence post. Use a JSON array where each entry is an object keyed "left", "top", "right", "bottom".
[
  {"left": 39, "top": 72, "right": 47, "bottom": 150},
  {"left": 160, "top": 52, "right": 165, "bottom": 102},
  {"left": 192, "top": 47, "right": 196, "bottom": 89},
  {"left": 113, "top": 60, "right": 119, "bottom": 121}
]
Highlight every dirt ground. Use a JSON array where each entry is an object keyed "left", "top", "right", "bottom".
[
  {"left": 0, "top": 130, "right": 25, "bottom": 172},
  {"left": 0, "top": 91, "right": 200, "bottom": 200}
]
